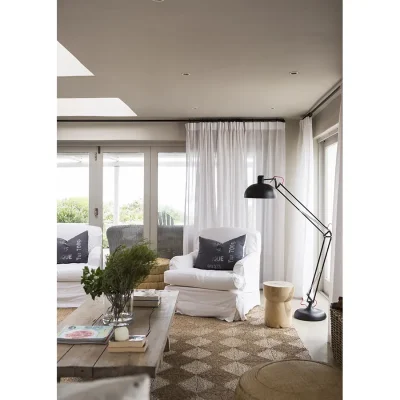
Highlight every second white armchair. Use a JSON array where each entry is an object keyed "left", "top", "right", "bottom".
[{"left": 164, "top": 227, "right": 261, "bottom": 321}]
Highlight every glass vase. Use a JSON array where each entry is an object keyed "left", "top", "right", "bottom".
[{"left": 102, "top": 292, "right": 134, "bottom": 326}]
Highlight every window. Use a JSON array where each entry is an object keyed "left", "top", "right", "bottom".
[
  {"left": 57, "top": 146, "right": 186, "bottom": 259},
  {"left": 157, "top": 152, "right": 186, "bottom": 258},
  {"left": 103, "top": 152, "right": 145, "bottom": 249},
  {"left": 57, "top": 153, "right": 90, "bottom": 224},
  {"left": 318, "top": 133, "right": 338, "bottom": 296}
]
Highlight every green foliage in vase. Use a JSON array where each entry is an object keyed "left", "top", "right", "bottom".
[{"left": 81, "top": 241, "right": 158, "bottom": 323}]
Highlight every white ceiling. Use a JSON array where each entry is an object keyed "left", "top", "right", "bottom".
[{"left": 57, "top": 0, "right": 342, "bottom": 119}]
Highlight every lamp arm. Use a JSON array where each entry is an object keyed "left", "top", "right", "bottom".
[
  {"left": 265, "top": 177, "right": 332, "bottom": 238},
  {"left": 264, "top": 177, "right": 332, "bottom": 305}
]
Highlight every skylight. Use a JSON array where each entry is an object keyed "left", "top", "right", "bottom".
[
  {"left": 57, "top": 98, "right": 137, "bottom": 117},
  {"left": 57, "top": 42, "right": 94, "bottom": 77}
]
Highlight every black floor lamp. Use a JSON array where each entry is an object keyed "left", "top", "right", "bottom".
[{"left": 244, "top": 175, "right": 332, "bottom": 322}]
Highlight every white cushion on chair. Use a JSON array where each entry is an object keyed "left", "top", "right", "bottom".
[{"left": 164, "top": 268, "right": 244, "bottom": 291}]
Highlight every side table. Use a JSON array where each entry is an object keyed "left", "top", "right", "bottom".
[{"left": 263, "top": 281, "right": 294, "bottom": 328}]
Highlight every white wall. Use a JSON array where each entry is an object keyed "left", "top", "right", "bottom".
[{"left": 313, "top": 95, "right": 341, "bottom": 138}]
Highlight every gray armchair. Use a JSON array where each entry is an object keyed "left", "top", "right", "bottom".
[
  {"left": 106, "top": 224, "right": 183, "bottom": 259},
  {"left": 106, "top": 224, "right": 144, "bottom": 254}
]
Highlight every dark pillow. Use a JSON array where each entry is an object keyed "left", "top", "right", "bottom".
[
  {"left": 194, "top": 235, "right": 246, "bottom": 271},
  {"left": 57, "top": 231, "right": 89, "bottom": 264}
]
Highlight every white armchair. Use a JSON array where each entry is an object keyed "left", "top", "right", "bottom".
[
  {"left": 165, "top": 227, "right": 261, "bottom": 321},
  {"left": 57, "top": 223, "right": 102, "bottom": 308}
]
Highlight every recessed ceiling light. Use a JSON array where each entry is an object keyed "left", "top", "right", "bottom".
[
  {"left": 152, "top": 0, "right": 164, "bottom": 2},
  {"left": 192, "top": 107, "right": 198, "bottom": 110},
  {"left": 271, "top": 107, "right": 275, "bottom": 110},
  {"left": 182, "top": 72, "right": 190, "bottom": 76},
  {"left": 289, "top": 71, "right": 299, "bottom": 75}
]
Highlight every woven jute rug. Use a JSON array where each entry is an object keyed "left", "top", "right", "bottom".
[{"left": 58, "top": 307, "right": 310, "bottom": 399}]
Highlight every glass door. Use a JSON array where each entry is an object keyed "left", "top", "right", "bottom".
[
  {"left": 101, "top": 148, "right": 150, "bottom": 255},
  {"left": 151, "top": 148, "right": 186, "bottom": 259},
  {"left": 57, "top": 152, "right": 90, "bottom": 224},
  {"left": 57, "top": 146, "right": 186, "bottom": 260}
]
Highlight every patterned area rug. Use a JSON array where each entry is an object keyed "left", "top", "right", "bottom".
[{"left": 58, "top": 307, "right": 310, "bottom": 399}]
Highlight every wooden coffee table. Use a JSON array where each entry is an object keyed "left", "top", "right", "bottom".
[{"left": 57, "top": 290, "right": 178, "bottom": 380}]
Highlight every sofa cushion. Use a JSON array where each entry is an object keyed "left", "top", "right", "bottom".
[
  {"left": 164, "top": 268, "right": 244, "bottom": 291},
  {"left": 57, "top": 263, "right": 86, "bottom": 282},
  {"left": 194, "top": 235, "right": 246, "bottom": 271},
  {"left": 57, "top": 231, "right": 89, "bottom": 264}
]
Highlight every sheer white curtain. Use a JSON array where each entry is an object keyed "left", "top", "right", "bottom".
[
  {"left": 183, "top": 121, "right": 286, "bottom": 284},
  {"left": 329, "top": 104, "right": 343, "bottom": 302},
  {"left": 285, "top": 117, "right": 315, "bottom": 298}
]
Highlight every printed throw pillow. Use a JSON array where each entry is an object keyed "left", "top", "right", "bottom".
[
  {"left": 57, "top": 231, "right": 89, "bottom": 264},
  {"left": 194, "top": 234, "right": 246, "bottom": 271}
]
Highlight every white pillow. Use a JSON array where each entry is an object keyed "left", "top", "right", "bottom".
[{"left": 57, "top": 375, "right": 150, "bottom": 400}]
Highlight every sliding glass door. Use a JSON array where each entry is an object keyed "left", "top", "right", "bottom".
[
  {"left": 56, "top": 147, "right": 104, "bottom": 228},
  {"left": 57, "top": 145, "right": 185, "bottom": 257},
  {"left": 102, "top": 150, "right": 149, "bottom": 251},
  {"left": 154, "top": 150, "right": 186, "bottom": 258}
]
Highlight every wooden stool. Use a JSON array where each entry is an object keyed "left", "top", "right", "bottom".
[
  {"left": 263, "top": 281, "right": 294, "bottom": 328},
  {"left": 235, "top": 360, "right": 342, "bottom": 400}
]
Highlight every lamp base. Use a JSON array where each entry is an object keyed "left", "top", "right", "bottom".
[{"left": 294, "top": 304, "right": 326, "bottom": 322}]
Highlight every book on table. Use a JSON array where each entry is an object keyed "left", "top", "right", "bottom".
[
  {"left": 134, "top": 298, "right": 160, "bottom": 308},
  {"left": 57, "top": 325, "right": 114, "bottom": 344},
  {"left": 107, "top": 341, "right": 148, "bottom": 353},
  {"left": 133, "top": 289, "right": 160, "bottom": 302},
  {"left": 108, "top": 335, "right": 147, "bottom": 348}
]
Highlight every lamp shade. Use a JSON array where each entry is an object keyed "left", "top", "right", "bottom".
[{"left": 244, "top": 175, "right": 276, "bottom": 199}]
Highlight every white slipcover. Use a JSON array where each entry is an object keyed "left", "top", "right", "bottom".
[
  {"left": 165, "top": 227, "right": 261, "bottom": 321},
  {"left": 57, "top": 223, "right": 102, "bottom": 308}
]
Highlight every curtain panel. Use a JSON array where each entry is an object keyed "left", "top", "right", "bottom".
[
  {"left": 285, "top": 117, "right": 315, "bottom": 298},
  {"left": 183, "top": 121, "right": 286, "bottom": 284}
]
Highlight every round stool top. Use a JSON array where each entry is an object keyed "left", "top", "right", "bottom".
[
  {"left": 236, "top": 360, "right": 342, "bottom": 400},
  {"left": 263, "top": 281, "right": 294, "bottom": 288}
]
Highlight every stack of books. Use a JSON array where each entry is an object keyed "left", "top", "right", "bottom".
[
  {"left": 57, "top": 325, "right": 114, "bottom": 345},
  {"left": 133, "top": 289, "right": 161, "bottom": 307},
  {"left": 107, "top": 335, "right": 148, "bottom": 353}
]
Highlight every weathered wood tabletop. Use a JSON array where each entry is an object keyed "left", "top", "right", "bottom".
[{"left": 57, "top": 290, "right": 178, "bottom": 379}]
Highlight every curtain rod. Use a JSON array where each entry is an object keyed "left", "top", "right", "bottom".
[
  {"left": 57, "top": 118, "right": 286, "bottom": 123},
  {"left": 302, "top": 85, "right": 342, "bottom": 120}
]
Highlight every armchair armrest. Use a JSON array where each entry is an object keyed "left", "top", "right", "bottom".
[
  {"left": 233, "top": 252, "right": 260, "bottom": 292},
  {"left": 88, "top": 246, "right": 102, "bottom": 268},
  {"left": 169, "top": 251, "right": 198, "bottom": 270}
]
